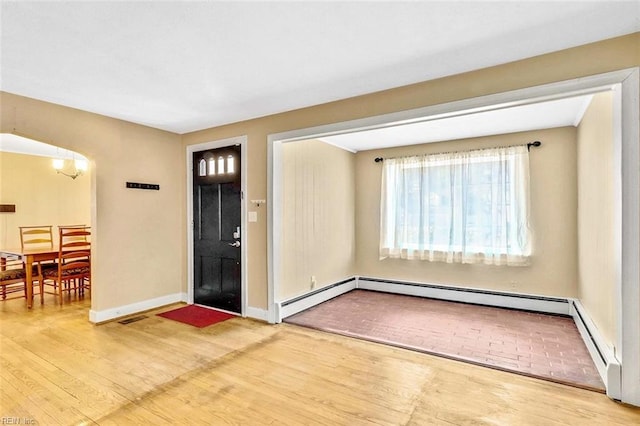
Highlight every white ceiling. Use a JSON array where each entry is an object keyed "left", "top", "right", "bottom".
[
  {"left": 1, "top": 1, "right": 638, "bottom": 135},
  {"left": 319, "top": 94, "right": 594, "bottom": 152}
]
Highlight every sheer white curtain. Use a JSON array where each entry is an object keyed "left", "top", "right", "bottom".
[{"left": 379, "top": 145, "right": 532, "bottom": 265}]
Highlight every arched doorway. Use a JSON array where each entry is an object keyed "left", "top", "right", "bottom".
[{"left": 0, "top": 133, "right": 92, "bottom": 305}]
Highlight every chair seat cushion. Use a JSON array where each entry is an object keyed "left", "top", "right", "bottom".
[
  {"left": 39, "top": 262, "right": 59, "bottom": 270},
  {"left": 44, "top": 266, "right": 90, "bottom": 278},
  {"left": 1, "top": 268, "right": 26, "bottom": 282}
]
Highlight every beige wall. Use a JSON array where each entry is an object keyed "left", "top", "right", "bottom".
[
  {"left": 577, "top": 91, "right": 616, "bottom": 347},
  {"left": 0, "top": 92, "right": 185, "bottom": 312},
  {"left": 0, "top": 33, "right": 636, "bottom": 316},
  {"left": 355, "top": 128, "right": 578, "bottom": 297},
  {"left": 183, "top": 33, "right": 638, "bottom": 310},
  {"left": 0, "top": 151, "right": 92, "bottom": 248},
  {"left": 280, "top": 139, "right": 356, "bottom": 300}
]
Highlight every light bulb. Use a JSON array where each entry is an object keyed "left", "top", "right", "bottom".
[
  {"left": 52, "top": 158, "right": 64, "bottom": 170},
  {"left": 75, "top": 159, "right": 88, "bottom": 172}
]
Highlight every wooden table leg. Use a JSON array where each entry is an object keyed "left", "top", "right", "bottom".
[{"left": 25, "top": 255, "right": 33, "bottom": 308}]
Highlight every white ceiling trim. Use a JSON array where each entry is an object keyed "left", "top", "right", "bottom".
[{"left": 0, "top": 133, "right": 88, "bottom": 161}]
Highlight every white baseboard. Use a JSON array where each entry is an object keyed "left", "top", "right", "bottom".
[
  {"left": 570, "top": 299, "right": 621, "bottom": 399},
  {"left": 245, "top": 306, "right": 269, "bottom": 322},
  {"left": 277, "top": 277, "right": 357, "bottom": 322},
  {"left": 357, "top": 277, "right": 570, "bottom": 315},
  {"left": 89, "top": 292, "right": 187, "bottom": 323}
]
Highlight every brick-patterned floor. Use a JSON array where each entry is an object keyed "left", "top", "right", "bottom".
[{"left": 285, "top": 289, "right": 605, "bottom": 392}]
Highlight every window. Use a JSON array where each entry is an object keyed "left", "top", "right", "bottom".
[
  {"left": 380, "top": 145, "right": 532, "bottom": 266},
  {"left": 227, "top": 155, "right": 235, "bottom": 174}
]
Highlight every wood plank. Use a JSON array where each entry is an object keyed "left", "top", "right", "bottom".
[{"left": 1, "top": 297, "right": 639, "bottom": 425}]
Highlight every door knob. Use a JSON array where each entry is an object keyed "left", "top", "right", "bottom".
[{"left": 228, "top": 241, "right": 240, "bottom": 248}]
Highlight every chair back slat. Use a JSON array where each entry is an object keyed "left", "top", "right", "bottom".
[
  {"left": 58, "top": 225, "right": 88, "bottom": 242},
  {"left": 60, "top": 250, "right": 91, "bottom": 262},
  {"left": 62, "top": 241, "right": 90, "bottom": 249},
  {"left": 22, "top": 229, "right": 51, "bottom": 235},
  {"left": 23, "top": 238, "right": 52, "bottom": 244},
  {"left": 62, "top": 231, "right": 91, "bottom": 238}
]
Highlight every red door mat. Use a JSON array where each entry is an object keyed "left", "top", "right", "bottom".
[{"left": 157, "top": 305, "right": 236, "bottom": 328}]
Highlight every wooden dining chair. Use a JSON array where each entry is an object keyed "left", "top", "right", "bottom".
[
  {"left": 0, "top": 257, "right": 44, "bottom": 303},
  {"left": 19, "top": 225, "right": 57, "bottom": 291},
  {"left": 43, "top": 226, "right": 91, "bottom": 304}
]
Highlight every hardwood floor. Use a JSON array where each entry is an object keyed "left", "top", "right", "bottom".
[{"left": 1, "top": 295, "right": 639, "bottom": 425}]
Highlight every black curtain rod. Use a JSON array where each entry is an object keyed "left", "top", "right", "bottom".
[{"left": 374, "top": 140, "right": 542, "bottom": 162}]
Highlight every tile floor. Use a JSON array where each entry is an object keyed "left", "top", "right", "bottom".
[{"left": 285, "top": 289, "right": 605, "bottom": 392}]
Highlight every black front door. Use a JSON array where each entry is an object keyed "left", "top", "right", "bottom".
[{"left": 192, "top": 145, "right": 241, "bottom": 313}]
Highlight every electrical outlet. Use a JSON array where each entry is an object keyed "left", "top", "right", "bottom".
[
  {"left": 510, "top": 280, "right": 518, "bottom": 290},
  {"left": 311, "top": 275, "right": 317, "bottom": 289}
]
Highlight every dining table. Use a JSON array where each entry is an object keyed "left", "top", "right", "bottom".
[{"left": 0, "top": 245, "right": 64, "bottom": 308}]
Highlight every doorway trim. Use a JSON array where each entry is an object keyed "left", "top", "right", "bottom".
[
  {"left": 268, "top": 68, "right": 639, "bottom": 405},
  {"left": 187, "top": 135, "right": 248, "bottom": 316}
]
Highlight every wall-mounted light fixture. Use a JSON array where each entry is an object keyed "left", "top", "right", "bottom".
[{"left": 53, "top": 157, "right": 88, "bottom": 179}]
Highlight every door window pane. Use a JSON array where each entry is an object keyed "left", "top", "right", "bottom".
[{"left": 227, "top": 155, "right": 235, "bottom": 174}]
